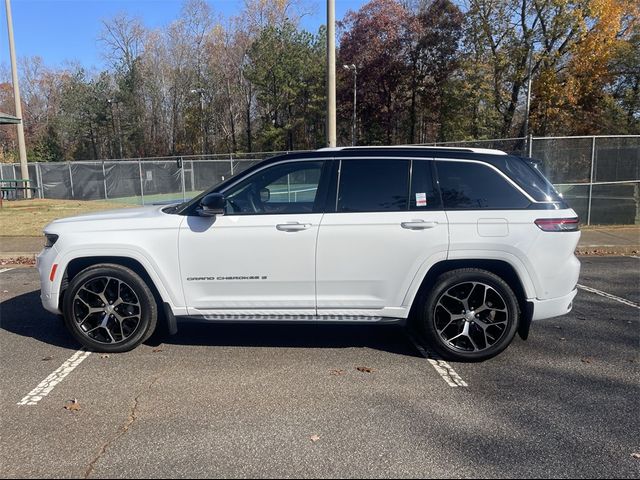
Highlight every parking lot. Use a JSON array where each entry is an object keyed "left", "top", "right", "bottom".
[{"left": 0, "top": 256, "right": 638, "bottom": 478}]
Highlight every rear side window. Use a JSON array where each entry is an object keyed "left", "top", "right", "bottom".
[
  {"left": 338, "top": 159, "right": 409, "bottom": 212},
  {"left": 410, "top": 160, "right": 441, "bottom": 210},
  {"left": 500, "top": 157, "right": 563, "bottom": 202},
  {"left": 436, "top": 161, "right": 530, "bottom": 209}
]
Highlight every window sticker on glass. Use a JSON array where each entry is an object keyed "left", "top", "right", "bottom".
[{"left": 416, "top": 192, "right": 427, "bottom": 207}]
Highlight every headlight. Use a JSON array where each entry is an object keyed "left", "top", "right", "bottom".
[{"left": 44, "top": 233, "right": 59, "bottom": 248}]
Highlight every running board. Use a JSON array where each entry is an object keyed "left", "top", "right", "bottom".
[{"left": 175, "top": 314, "right": 406, "bottom": 325}]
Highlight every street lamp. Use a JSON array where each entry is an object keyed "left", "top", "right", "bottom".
[
  {"left": 107, "top": 98, "right": 123, "bottom": 158},
  {"left": 343, "top": 64, "right": 357, "bottom": 146},
  {"left": 190, "top": 88, "right": 206, "bottom": 154}
]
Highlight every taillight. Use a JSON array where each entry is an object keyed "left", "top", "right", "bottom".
[{"left": 535, "top": 217, "right": 580, "bottom": 232}]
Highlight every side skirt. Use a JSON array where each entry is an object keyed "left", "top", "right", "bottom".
[{"left": 175, "top": 314, "right": 406, "bottom": 326}]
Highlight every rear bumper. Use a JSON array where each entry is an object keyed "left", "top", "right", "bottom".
[{"left": 531, "top": 288, "right": 577, "bottom": 321}]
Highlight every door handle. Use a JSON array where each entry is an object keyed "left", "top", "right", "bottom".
[
  {"left": 276, "top": 222, "right": 311, "bottom": 232},
  {"left": 401, "top": 220, "right": 438, "bottom": 230}
]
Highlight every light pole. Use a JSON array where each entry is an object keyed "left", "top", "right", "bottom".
[
  {"left": 107, "top": 99, "right": 123, "bottom": 158},
  {"left": 343, "top": 64, "right": 357, "bottom": 146},
  {"left": 326, "top": 0, "right": 336, "bottom": 147},
  {"left": 190, "top": 88, "right": 206, "bottom": 154},
  {"left": 523, "top": 48, "right": 533, "bottom": 155}
]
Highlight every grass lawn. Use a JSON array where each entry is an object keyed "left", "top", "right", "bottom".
[{"left": 0, "top": 199, "right": 131, "bottom": 237}]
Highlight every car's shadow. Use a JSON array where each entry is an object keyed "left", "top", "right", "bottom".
[{"left": 1, "top": 290, "right": 421, "bottom": 358}]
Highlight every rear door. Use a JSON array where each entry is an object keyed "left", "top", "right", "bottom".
[{"left": 315, "top": 157, "right": 449, "bottom": 318}]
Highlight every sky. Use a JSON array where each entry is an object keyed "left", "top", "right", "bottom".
[{"left": 0, "top": 0, "right": 367, "bottom": 71}]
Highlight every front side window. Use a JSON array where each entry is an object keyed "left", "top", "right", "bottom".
[
  {"left": 436, "top": 161, "right": 530, "bottom": 209},
  {"left": 223, "top": 161, "right": 324, "bottom": 215},
  {"left": 337, "top": 159, "right": 409, "bottom": 212}
]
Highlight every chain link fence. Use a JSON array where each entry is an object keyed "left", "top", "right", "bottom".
[{"left": 1, "top": 136, "right": 638, "bottom": 225}]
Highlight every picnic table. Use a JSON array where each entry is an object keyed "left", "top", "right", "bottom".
[{"left": 0, "top": 179, "right": 41, "bottom": 206}]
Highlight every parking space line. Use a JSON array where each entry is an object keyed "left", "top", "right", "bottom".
[
  {"left": 577, "top": 284, "right": 639, "bottom": 309},
  {"left": 0, "top": 268, "right": 15, "bottom": 274},
  {"left": 17, "top": 349, "right": 92, "bottom": 406},
  {"left": 408, "top": 335, "right": 468, "bottom": 387}
]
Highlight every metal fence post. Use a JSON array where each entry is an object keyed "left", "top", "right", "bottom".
[
  {"left": 68, "top": 162, "right": 75, "bottom": 199},
  {"left": 190, "top": 159, "right": 195, "bottom": 195},
  {"left": 528, "top": 134, "right": 533, "bottom": 157},
  {"left": 36, "top": 162, "right": 43, "bottom": 199},
  {"left": 634, "top": 182, "right": 640, "bottom": 225},
  {"left": 180, "top": 156, "right": 186, "bottom": 201},
  {"left": 102, "top": 161, "right": 108, "bottom": 200},
  {"left": 230, "top": 153, "right": 234, "bottom": 176},
  {"left": 586, "top": 136, "right": 596, "bottom": 225},
  {"left": 138, "top": 159, "right": 145, "bottom": 205}
]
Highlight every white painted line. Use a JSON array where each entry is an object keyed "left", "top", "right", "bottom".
[
  {"left": 408, "top": 335, "right": 468, "bottom": 388},
  {"left": 577, "top": 284, "right": 640, "bottom": 309},
  {"left": 0, "top": 268, "right": 14, "bottom": 274},
  {"left": 17, "top": 349, "right": 92, "bottom": 406}
]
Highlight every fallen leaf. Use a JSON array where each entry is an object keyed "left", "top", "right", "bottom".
[
  {"left": 631, "top": 452, "right": 640, "bottom": 459},
  {"left": 64, "top": 399, "right": 81, "bottom": 412},
  {"left": 100, "top": 354, "right": 110, "bottom": 359},
  {"left": 41, "top": 356, "right": 54, "bottom": 361},
  {"left": 580, "top": 358, "right": 592, "bottom": 364},
  {"left": 152, "top": 348, "right": 163, "bottom": 353},
  {"left": 356, "top": 366, "right": 375, "bottom": 373},
  {"left": 559, "top": 337, "right": 566, "bottom": 341},
  {"left": 330, "top": 369, "right": 345, "bottom": 376},
  {"left": 310, "top": 435, "right": 320, "bottom": 442}
]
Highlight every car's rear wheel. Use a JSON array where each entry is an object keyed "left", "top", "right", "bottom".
[
  {"left": 63, "top": 264, "right": 157, "bottom": 353},
  {"left": 418, "top": 268, "right": 520, "bottom": 362}
]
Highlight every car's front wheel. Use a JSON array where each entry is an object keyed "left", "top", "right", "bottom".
[
  {"left": 417, "top": 268, "right": 520, "bottom": 362},
  {"left": 63, "top": 264, "right": 157, "bottom": 353}
]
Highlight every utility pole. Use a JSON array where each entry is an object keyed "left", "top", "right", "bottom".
[
  {"left": 326, "top": 0, "right": 336, "bottom": 147},
  {"left": 5, "top": 0, "right": 30, "bottom": 197}
]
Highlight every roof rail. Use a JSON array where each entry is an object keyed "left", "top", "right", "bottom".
[{"left": 317, "top": 145, "right": 508, "bottom": 155}]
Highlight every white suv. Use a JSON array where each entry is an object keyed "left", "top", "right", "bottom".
[{"left": 37, "top": 147, "right": 581, "bottom": 361}]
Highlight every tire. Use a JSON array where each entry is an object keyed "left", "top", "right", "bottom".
[
  {"left": 62, "top": 264, "right": 158, "bottom": 353},
  {"left": 417, "top": 268, "right": 520, "bottom": 362}
]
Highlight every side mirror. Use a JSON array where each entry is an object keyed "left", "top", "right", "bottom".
[
  {"left": 199, "top": 193, "right": 226, "bottom": 217},
  {"left": 259, "top": 187, "right": 270, "bottom": 203}
]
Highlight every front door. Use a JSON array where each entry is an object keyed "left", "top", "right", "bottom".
[{"left": 179, "top": 159, "right": 329, "bottom": 317}]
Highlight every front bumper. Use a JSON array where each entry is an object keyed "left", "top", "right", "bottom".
[
  {"left": 531, "top": 288, "right": 577, "bottom": 321},
  {"left": 36, "top": 246, "right": 62, "bottom": 315}
]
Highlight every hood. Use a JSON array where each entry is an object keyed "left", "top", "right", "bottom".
[
  {"left": 43, "top": 205, "right": 181, "bottom": 235},
  {"left": 50, "top": 205, "right": 165, "bottom": 224}
]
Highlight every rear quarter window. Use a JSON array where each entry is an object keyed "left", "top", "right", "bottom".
[
  {"left": 499, "top": 157, "right": 564, "bottom": 202},
  {"left": 436, "top": 161, "right": 530, "bottom": 210}
]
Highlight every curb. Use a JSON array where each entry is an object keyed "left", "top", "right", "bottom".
[
  {"left": 1, "top": 247, "right": 638, "bottom": 268},
  {"left": 0, "top": 253, "right": 36, "bottom": 267},
  {"left": 575, "top": 246, "right": 638, "bottom": 256}
]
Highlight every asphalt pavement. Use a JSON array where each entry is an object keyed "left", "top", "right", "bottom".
[{"left": 0, "top": 257, "right": 638, "bottom": 478}]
